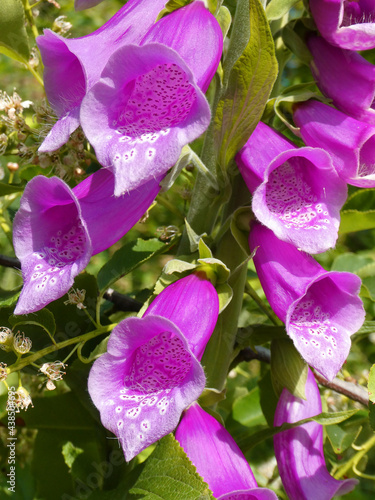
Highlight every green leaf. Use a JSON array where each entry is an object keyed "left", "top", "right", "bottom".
[
  {"left": 214, "top": 0, "right": 278, "bottom": 169},
  {"left": 0, "top": 0, "right": 30, "bottom": 63},
  {"left": 368, "top": 364, "right": 375, "bottom": 404},
  {"left": 236, "top": 324, "right": 287, "bottom": 350},
  {"left": 216, "top": 6, "right": 232, "bottom": 40},
  {"left": 9, "top": 308, "right": 56, "bottom": 340},
  {"left": 0, "top": 287, "right": 21, "bottom": 308},
  {"left": 266, "top": 0, "right": 299, "bottom": 20},
  {"left": 281, "top": 21, "right": 312, "bottom": 65},
  {"left": 215, "top": 282, "right": 233, "bottom": 312},
  {"left": 339, "top": 209, "right": 375, "bottom": 234},
  {"left": 232, "top": 386, "right": 268, "bottom": 427},
  {"left": 326, "top": 423, "right": 362, "bottom": 454},
  {"left": 0, "top": 182, "right": 24, "bottom": 196},
  {"left": 271, "top": 338, "right": 308, "bottom": 399},
  {"left": 369, "top": 403, "right": 375, "bottom": 432},
  {"left": 62, "top": 441, "right": 84, "bottom": 469},
  {"left": 259, "top": 369, "right": 279, "bottom": 427},
  {"left": 156, "top": 0, "right": 193, "bottom": 20},
  {"left": 344, "top": 188, "right": 375, "bottom": 211},
  {"left": 199, "top": 387, "right": 226, "bottom": 407},
  {"left": 230, "top": 207, "right": 252, "bottom": 257},
  {"left": 97, "top": 238, "right": 170, "bottom": 293},
  {"left": 331, "top": 253, "right": 373, "bottom": 273},
  {"left": 129, "top": 434, "right": 214, "bottom": 499}
]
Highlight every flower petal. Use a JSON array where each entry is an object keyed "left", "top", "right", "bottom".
[
  {"left": 238, "top": 122, "right": 347, "bottom": 254},
  {"left": 274, "top": 368, "right": 358, "bottom": 499},
  {"left": 175, "top": 403, "right": 277, "bottom": 499},
  {"left": 310, "top": 0, "right": 375, "bottom": 50},
  {"left": 13, "top": 176, "right": 92, "bottom": 315},
  {"left": 308, "top": 36, "right": 375, "bottom": 125},
  {"left": 37, "top": 0, "right": 167, "bottom": 150},
  {"left": 13, "top": 169, "right": 160, "bottom": 314},
  {"left": 144, "top": 273, "right": 219, "bottom": 360},
  {"left": 249, "top": 223, "right": 365, "bottom": 380},
  {"left": 294, "top": 99, "right": 375, "bottom": 187},
  {"left": 141, "top": 1, "right": 223, "bottom": 92},
  {"left": 88, "top": 315, "right": 206, "bottom": 461},
  {"left": 80, "top": 43, "right": 210, "bottom": 194},
  {"left": 74, "top": 168, "right": 161, "bottom": 254}
]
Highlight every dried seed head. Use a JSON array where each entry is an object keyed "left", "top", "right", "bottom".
[
  {"left": 40, "top": 361, "right": 66, "bottom": 381},
  {"left": 0, "top": 327, "right": 14, "bottom": 352},
  {"left": 64, "top": 288, "right": 86, "bottom": 309},
  {"left": 13, "top": 332, "right": 32, "bottom": 354}
]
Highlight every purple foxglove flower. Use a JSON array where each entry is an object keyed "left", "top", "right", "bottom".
[
  {"left": 294, "top": 99, "right": 375, "bottom": 187},
  {"left": 88, "top": 273, "right": 219, "bottom": 461},
  {"left": 79, "top": 2, "right": 222, "bottom": 194},
  {"left": 13, "top": 169, "right": 160, "bottom": 315},
  {"left": 308, "top": 36, "right": 375, "bottom": 125},
  {"left": 37, "top": 0, "right": 168, "bottom": 152},
  {"left": 249, "top": 223, "right": 365, "bottom": 381},
  {"left": 236, "top": 122, "right": 347, "bottom": 254},
  {"left": 310, "top": 0, "right": 375, "bottom": 50},
  {"left": 274, "top": 368, "right": 358, "bottom": 499},
  {"left": 74, "top": 0, "right": 104, "bottom": 11},
  {"left": 175, "top": 403, "right": 278, "bottom": 500}
]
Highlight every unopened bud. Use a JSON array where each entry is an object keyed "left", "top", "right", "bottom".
[
  {"left": 0, "top": 362, "right": 7, "bottom": 382},
  {"left": 0, "top": 327, "right": 13, "bottom": 352},
  {"left": 13, "top": 332, "right": 32, "bottom": 354},
  {"left": 7, "top": 162, "right": 19, "bottom": 172}
]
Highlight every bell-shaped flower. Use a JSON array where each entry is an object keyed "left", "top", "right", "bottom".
[
  {"left": 175, "top": 403, "right": 278, "bottom": 500},
  {"left": 310, "top": 0, "right": 375, "bottom": 50},
  {"left": 236, "top": 122, "right": 347, "bottom": 254},
  {"left": 294, "top": 99, "right": 375, "bottom": 187},
  {"left": 80, "top": 2, "right": 222, "bottom": 194},
  {"left": 13, "top": 169, "right": 160, "bottom": 315},
  {"left": 308, "top": 36, "right": 375, "bottom": 125},
  {"left": 88, "top": 273, "right": 219, "bottom": 461},
  {"left": 249, "top": 223, "right": 365, "bottom": 381},
  {"left": 37, "top": 0, "right": 168, "bottom": 152},
  {"left": 274, "top": 368, "right": 358, "bottom": 499}
]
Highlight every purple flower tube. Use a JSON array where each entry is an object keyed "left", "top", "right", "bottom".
[
  {"left": 308, "top": 36, "right": 375, "bottom": 125},
  {"left": 80, "top": 1, "right": 222, "bottom": 195},
  {"left": 175, "top": 403, "right": 278, "bottom": 500},
  {"left": 74, "top": 0, "right": 104, "bottom": 11},
  {"left": 236, "top": 122, "right": 347, "bottom": 254},
  {"left": 274, "top": 368, "right": 358, "bottom": 499},
  {"left": 249, "top": 223, "right": 365, "bottom": 381},
  {"left": 293, "top": 99, "right": 375, "bottom": 187},
  {"left": 88, "top": 274, "right": 219, "bottom": 461},
  {"left": 13, "top": 169, "right": 160, "bottom": 315},
  {"left": 310, "top": 0, "right": 375, "bottom": 50},
  {"left": 37, "top": 0, "right": 168, "bottom": 152}
]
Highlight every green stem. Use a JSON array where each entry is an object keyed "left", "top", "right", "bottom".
[
  {"left": 245, "top": 282, "right": 281, "bottom": 326},
  {"left": 156, "top": 194, "right": 185, "bottom": 222},
  {"left": 25, "top": 62, "right": 44, "bottom": 87},
  {"left": 7, "top": 323, "right": 117, "bottom": 374},
  {"left": 334, "top": 434, "right": 375, "bottom": 479},
  {"left": 22, "top": 0, "right": 39, "bottom": 39}
]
